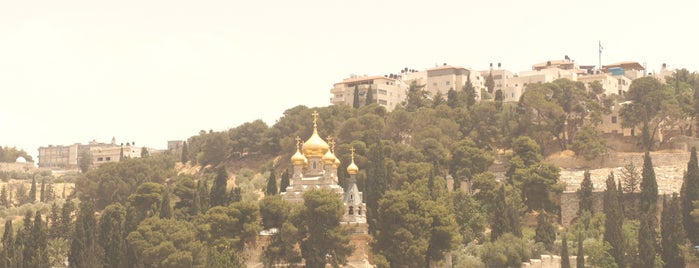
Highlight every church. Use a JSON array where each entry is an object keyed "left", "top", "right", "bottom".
[{"left": 253, "top": 111, "right": 372, "bottom": 267}]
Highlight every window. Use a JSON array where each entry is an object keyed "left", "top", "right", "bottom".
[
  {"left": 358, "top": 207, "right": 362, "bottom": 215},
  {"left": 106, "top": 157, "right": 111, "bottom": 161},
  {"left": 379, "top": 99, "right": 387, "bottom": 105},
  {"left": 349, "top": 206, "right": 354, "bottom": 215},
  {"left": 445, "top": 81, "right": 450, "bottom": 86},
  {"left": 97, "top": 157, "right": 103, "bottom": 161},
  {"left": 611, "top": 116, "right": 617, "bottom": 124},
  {"left": 378, "top": 89, "right": 387, "bottom": 95}
]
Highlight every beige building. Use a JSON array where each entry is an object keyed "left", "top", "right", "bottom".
[
  {"left": 330, "top": 75, "right": 405, "bottom": 111},
  {"left": 38, "top": 138, "right": 145, "bottom": 169},
  {"left": 602, "top": 61, "right": 645, "bottom": 80},
  {"left": 577, "top": 73, "right": 631, "bottom": 96},
  {"left": 424, "top": 65, "right": 483, "bottom": 100},
  {"left": 37, "top": 143, "right": 81, "bottom": 168}
]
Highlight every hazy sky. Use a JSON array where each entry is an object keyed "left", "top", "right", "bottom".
[{"left": 2, "top": 0, "right": 698, "bottom": 161}]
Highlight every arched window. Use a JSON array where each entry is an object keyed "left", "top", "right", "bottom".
[
  {"left": 312, "top": 161, "right": 317, "bottom": 169},
  {"left": 358, "top": 207, "right": 362, "bottom": 215},
  {"left": 349, "top": 206, "right": 354, "bottom": 215},
  {"left": 350, "top": 194, "right": 354, "bottom": 201}
]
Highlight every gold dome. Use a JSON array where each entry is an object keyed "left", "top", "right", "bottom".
[
  {"left": 322, "top": 149, "right": 336, "bottom": 165},
  {"left": 290, "top": 136, "right": 307, "bottom": 165},
  {"left": 347, "top": 147, "right": 359, "bottom": 175},
  {"left": 333, "top": 157, "right": 341, "bottom": 168},
  {"left": 301, "top": 111, "right": 329, "bottom": 158}
]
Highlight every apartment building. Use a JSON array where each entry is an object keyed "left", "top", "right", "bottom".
[
  {"left": 38, "top": 138, "right": 144, "bottom": 169},
  {"left": 577, "top": 73, "right": 631, "bottom": 96},
  {"left": 424, "top": 65, "right": 484, "bottom": 100},
  {"left": 330, "top": 75, "right": 405, "bottom": 111},
  {"left": 602, "top": 61, "right": 645, "bottom": 80}
]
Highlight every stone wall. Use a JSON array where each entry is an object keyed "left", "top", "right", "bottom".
[
  {"left": 521, "top": 254, "right": 582, "bottom": 268},
  {"left": 560, "top": 191, "right": 666, "bottom": 227}
]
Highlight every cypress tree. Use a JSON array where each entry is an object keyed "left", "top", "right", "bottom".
[
  {"left": 534, "top": 211, "right": 555, "bottom": 251},
  {"left": 181, "top": 141, "right": 189, "bottom": 164},
  {"left": 463, "top": 74, "right": 476, "bottom": 108},
  {"left": 59, "top": 200, "right": 75, "bottom": 240},
  {"left": 661, "top": 193, "right": 685, "bottom": 268},
  {"left": 40, "top": 178, "right": 46, "bottom": 202},
  {"left": 28, "top": 176, "right": 37, "bottom": 203},
  {"left": 48, "top": 202, "right": 60, "bottom": 239},
  {"left": 69, "top": 200, "right": 103, "bottom": 268},
  {"left": 561, "top": 233, "right": 570, "bottom": 268},
  {"left": 197, "top": 180, "right": 210, "bottom": 212},
  {"left": 639, "top": 211, "right": 656, "bottom": 268},
  {"left": 353, "top": 85, "right": 360, "bottom": 108},
  {"left": 266, "top": 171, "right": 278, "bottom": 196},
  {"left": 365, "top": 86, "right": 374, "bottom": 106},
  {"left": 491, "top": 185, "right": 507, "bottom": 241},
  {"left": 160, "top": 188, "right": 173, "bottom": 219},
  {"left": 229, "top": 187, "right": 242, "bottom": 203},
  {"left": 20, "top": 211, "right": 32, "bottom": 268},
  {"left": 31, "top": 212, "right": 49, "bottom": 268},
  {"left": 638, "top": 152, "right": 658, "bottom": 268},
  {"left": 577, "top": 170, "right": 594, "bottom": 215},
  {"left": 604, "top": 172, "right": 624, "bottom": 268},
  {"left": 0, "top": 186, "right": 8, "bottom": 208},
  {"left": 577, "top": 232, "right": 585, "bottom": 268},
  {"left": 99, "top": 203, "right": 126, "bottom": 268},
  {"left": 1, "top": 220, "right": 14, "bottom": 268},
  {"left": 280, "top": 169, "right": 290, "bottom": 193},
  {"left": 681, "top": 146, "right": 699, "bottom": 244},
  {"left": 210, "top": 166, "right": 229, "bottom": 207}
]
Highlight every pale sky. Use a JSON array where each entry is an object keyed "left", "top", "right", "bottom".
[{"left": 1, "top": 0, "right": 698, "bottom": 161}]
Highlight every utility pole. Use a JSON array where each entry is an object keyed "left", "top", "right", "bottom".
[{"left": 598, "top": 40, "right": 603, "bottom": 71}]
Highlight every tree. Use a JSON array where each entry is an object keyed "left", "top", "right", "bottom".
[
  {"left": 578, "top": 170, "right": 594, "bottom": 215},
  {"left": 638, "top": 152, "right": 658, "bottom": 268},
  {"left": 494, "top": 89, "right": 504, "bottom": 109},
  {"left": 201, "top": 201, "right": 261, "bottom": 251},
  {"left": 181, "top": 141, "right": 188, "bottom": 164},
  {"left": 210, "top": 166, "right": 229, "bottom": 207},
  {"left": 405, "top": 81, "right": 428, "bottom": 112},
  {"left": 0, "top": 186, "right": 8, "bottom": 208},
  {"left": 40, "top": 178, "right": 46, "bottom": 202},
  {"left": 173, "top": 176, "right": 199, "bottom": 220},
  {"left": 448, "top": 138, "right": 494, "bottom": 189},
  {"left": 265, "top": 170, "right": 277, "bottom": 196},
  {"left": 620, "top": 76, "right": 677, "bottom": 150},
  {"left": 353, "top": 85, "right": 360, "bottom": 108},
  {"left": 621, "top": 161, "right": 641, "bottom": 194},
  {"left": 160, "top": 187, "right": 173, "bottom": 219},
  {"left": 604, "top": 172, "right": 625, "bottom": 268},
  {"left": 298, "top": 189, "right": 354, "bottom": 268},
  {"left": 561, "top": 233, "right": 570, "bottom": 268},
  {"left": 69, "top": 200, "right": 103, "bottom": 268},
  {"left": 28, "top": 175, "right": 36, "bottom": 203},
  {"left": 681, "top": 147, "right": 699, "bottom": 245},
  {"left": 126, "top": 217, "right": 206, "bottom": 268},
  {"left": 577, "top": 232, "right": 585, "bottom": 268},
  {"left": 463, "top": 75, "right": 477, "bottom": 109},
  {"left": 485, "top": 72, "right": 495, "bottom": 93},
  {"left": 661, "top": 193, "right": 685, "bottom": 268},
  {"left": 480, "top": 233, "right": 531, "bottom": 268},
  {"left": 365, "top": 86, "right": 374, "bottom": 106},
  {"left": 279, "top": 169, "right": 290, "bottom": 193},
  {"left": 141, "top": 146, "right": 149, "bottom": 157},
  {"left": 451, "top": 191, "right": 486, "bottom": 244},
  {"left": 78, "top": 150, "right": 92, "bottom": 173},
  {"left": 507, "top": 136, "right": 560, "bottom": 211},
  {"left": 206, "top": 246, "right": 244, "bottom": 268},
  {"left": 1, "top": 220, "right": 14, "bottom": 268},
  {"left": 99, "top": 203, "right": 127, "bottom": 268},
  {"left": 571, "top": 125, "right": 606, "bottom": 161},
  {"left": 26, "top": 211, "right": 50, "bottom": 268},
  {"left": 534, "top": 211, "right": 556, "bottom": 251}
]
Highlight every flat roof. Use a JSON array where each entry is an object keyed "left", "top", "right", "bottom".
[
  {"left": 603, "top": 61, "right": 645, "bottom": 71},
  {"left": 334, "top": 75, "right": 394, "bottom": 86}
]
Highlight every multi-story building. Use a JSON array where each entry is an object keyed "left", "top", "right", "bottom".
[
  {"left": 424, "top": 65, "right": 484, "bottom": 100},
  {"left": 37, "top": 143, "right": 81, "bottom": 168},
  {"left": 38, "top": 138, "right": 143, "bottom": 169},
  {"left": 577, "top": 73, "right": 631, "bottom": 96},
  {"left": 602, "top": 61, "right": 645, "bottom": 80},
  {"left": 330, "top": 75, "right": 405, "bottom": 111}
]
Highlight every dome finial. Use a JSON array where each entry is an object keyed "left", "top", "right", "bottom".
[
  {"left": 347, "top": 146, "right": 359, "bottom": 174},
  {"left": 312, "top": 110, "right": 319, "bottom": 130}
]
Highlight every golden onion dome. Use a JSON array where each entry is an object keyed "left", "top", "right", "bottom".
[
  {"left": 322, "top": 149, "right": 336, "bottom": 165},
  {"left": 291, "top": 149, "right": 307, "bottom": 165},
  {"left": 301, "top": 111, "right": 330, "bottom": 158},
  {"left": 347, "top": 160, "right": 359, "bottom": 175},
  {"left": 347, "top": 147, "right": 359, "bottom": 174},
  {"left": 333, "top": 157, "right": 341, "bottom": 168},
  {"left": 290, "top": 136, "right": 307, "bottom": 165}
]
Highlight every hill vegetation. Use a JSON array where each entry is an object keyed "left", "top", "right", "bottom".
[{"left": 2, "top": 71, "right": 699, "bottom": 267}]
